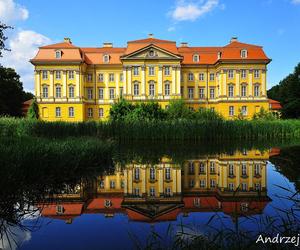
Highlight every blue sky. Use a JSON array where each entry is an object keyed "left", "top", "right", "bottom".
[{"left": 0, "top": 0, "right": 300, "bottom": 92}]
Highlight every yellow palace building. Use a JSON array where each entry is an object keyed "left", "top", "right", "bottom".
[{"left": 30, "top": 34, "right": 271, "bottom": 121}]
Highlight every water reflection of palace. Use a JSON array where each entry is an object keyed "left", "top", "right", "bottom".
[{"left": 40, "top": 149, "right": 278, "bottom": 223}]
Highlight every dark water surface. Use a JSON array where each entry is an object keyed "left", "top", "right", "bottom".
[{"left": 1, "top": 138, "right": 300, "bottom": 250}]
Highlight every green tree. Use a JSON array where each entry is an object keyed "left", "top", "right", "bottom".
[
  {"left": 0, "top": 22, "right": 12, "bottom": 57},
  {"left": 268, "top": 63, "right": 300, "bottom": 118},
  {"left": 195, "top": 108, "right": 224, "bottom": 121},
  {"left": 27, "top": 98, "right": 39, "bottom": 119},
  {"left": 166, "top": 99, "right": 194, "bottom": 119},
  {"left": 0, "top": 66, "right": 24, "bottom": 116},
  {"left": 109, "top": 98, "right": 135, "bottom": 121}
]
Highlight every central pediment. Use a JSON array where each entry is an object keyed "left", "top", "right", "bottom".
[{"left": 121, "top": 44, "right": 182, "bottom": 61}]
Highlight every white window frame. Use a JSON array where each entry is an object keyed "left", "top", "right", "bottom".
[
  {"left": 199, "top": 162, "right": 205, "bottom": 173},
  {"left": 68, "top": 70, "right": 74, "bottom": 79},
  {"left": 199, "top": 87, "right": 205, "bottom": 99},
  {"left": 188, "top": 73, "right": 194, "bottom": 81},
  {"left": 193, "top": 54, "right": 199, "bottom": 62},
  {"left": 242, "top": 164, "right": 247, "bottom": 176},
  {"left": 55, "top": 70, "right": 61, "bottom": 80},
  {"left": 254, "top": 84, "right": 260, "bottom": 97},
  {"left": 98, "top": 73, "right": 104, "bottom": 82},
  {"left": 188, "top": 87, "right": 194, "bottom": 99},
  {"left": 210, "top": 87, "right": 215, "bottom": 99},
  {"left": 241, "top": 106, "right": 247, "bottom": 116},
  {"left": 103, "top": 54, "right": 110, "bottom": 63},
  {"left": 133, "top": 83, "right": 139, "bottom": 96},
  {"left": 165, "top": 168, "right": 171, "bottom": 180},
  {"left": 87, "top": 108, "right": 93, "bottom": 118},
  {"left": 229, "top": 106, "right": 234, "bottom": 116},
  {"left": 229, "top": 164, "right": 234, "bottom": 176},
  {"left": 42, "top": 70, "right": 48, "bottom": 80},
  {"left": 241, "top": 69, "right": 246, "bottom": 79},
  {"left": 55, "top": 85, "right": 61, "bottom": 98},
  {"left": 228, "top": 70, "right": 234, "bottom": 79},
  {"left": 98, "top": 88, "right": 104, "bottom": 100},
  {"left": 150, "top": 168, "right": 155, "bottom": 180},
  {"left": 241, "top": 85, "right": 247, "bottom": 97},
  {"left": 42, "top": 85, "right": 48, "bottom": 98},
  {"left": 55, "top": 50, "right": 61, "bottom": 59},
  {"left": 134, "top": 168, "right": 140, "bottom": 180},
  {"left": 133, "top": 66, "right": 139, "bottom": 76},
  {"left": 164, "top": 66, "right": 170, "bottom": 76},
  {"left": 87, "top": 73, "right": 92, "bottom": 82},
  {"left": 228, "top": 85, "right": 234, "bottom": 97},
  {"left": 99, "top": 108, "right": 104, "bottom": 118},
  {"left": 165, "top": 82, "right": 170, "bottom": 96},
  {"left": 241, "top": 49, "right": 248, "bottom": 58},
  {"left": 109, "top": 88, "right": 115, "bottom": 99},
  {"left": 199, "top": 73, "right": 204, "bottom": 81},
  {"left": 109, "top": 73, "right": 114, "bottom": 82},
  {"left": 254, "top": 69, "right": 260, "bottom": 78},
  {"left": 209, "top": 73, "right": 215, "bottom": 81},
  {"left": 200, "top": 179, "right": 206, "bottom": 188},
  {"left": 149, "top": 66, "right": 155, "bottom": 76},
  {"left": 68, "top": 107, "right": 74, "bottom": 117},
  {"left": 55, "top": 107, "right": 61, "bottom": 117},
  {"left": 87, "top": 88, "right": 93, "bottom": 100},
  {"left": 69, "top": 85, "right": 74, "bottom": 98},
  {"left": 149, "top": 82, "right": 155, "bottom": 96}
]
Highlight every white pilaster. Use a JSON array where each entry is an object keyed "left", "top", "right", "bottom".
[
  {"left": 158, "top": 66, "right": 163, "bottom": 96},
  {"left": 141, "top": 66, "right": 146, "bottom": 97},
  {"left": 75, "top": 70, "right": 80, "bottom": 99},
  {"left": 176, "top": 66, "right": 181, "bottom": 95},
  {"left": 35, "top": 70, "right": 40, "bottom": 98},
  {"left": 172, "top": 66, "right": 176, "bottom": 95},
  {"left": 127, "top": 66, "right": 132, "bottom": 95},
  {"left": 62, "top": 70, "right": 67, "bottom": 100},
  {"left": 249, "top": 70, "right": 253, "bottom": 97},
  {"left": 123, "top": 67, "right": 127, "bottom": 95},
  {"left": 104, "top": 73, "right": 109, "bottom": 100},
  {"left": 49, "top": 70, "right": 54, "bottom": 98},
  {"left": 116, "top": 73, "right": 119, "bottom": 97}
]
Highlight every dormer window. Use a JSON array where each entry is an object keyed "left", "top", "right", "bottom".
[
  {"left": 193, "top": 54, "right": 199, "bottom": 62},
  {"left": 241, "top": 49, "right": 248, "bottom": 58},
  {"left": 103, "top": 54, "right": 110, "bottom": 63},
  {"left": 55, "top": 50, "right": 62, "bottom": 59},
  {"left": 148, "top": 50, "right": 155, "bottom": 57},
  {"left": 217, "top": 52, "right": 222, "bottom": 60}
]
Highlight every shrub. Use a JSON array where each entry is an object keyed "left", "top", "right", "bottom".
[
  {"left": 26, "top": 98, "right": 39, "bottom": 119},
  {"left": 252, "top": 107, "right": 279, "bottom": 121},
  {"left": 195, "top": 108, "right": 224, "bottom": 122},
  {"left": 109, "top": 98, "right": 134, "bottom": 121},
  {"left": 165, "top": 99, "right": 195, "bottom": 120}
]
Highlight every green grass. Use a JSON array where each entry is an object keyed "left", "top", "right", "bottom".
[{"left": 1, "top": 117, "right": 300, "bottom": 141}]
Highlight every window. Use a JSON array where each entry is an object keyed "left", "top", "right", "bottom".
[
  {"left": 119, "top": 87, "right": 123, "bottom": 97},
  {"left": 188, "top": 87, "right": 194, "bottom": 99},
  {"left": 98, "top": 73, "right": 104, "bottom": 82},
  {"left": 103, "top": 54, "right": 109, "bottom": 63},
  {"left": 242, "top": 164, "right": 247, "bottom": 176},
  {"left": 165, "top": 168, "right": 171, "bottom": 180},
  {"left": 69, "top": 86, "right": 74, "bottom": 98},
  {"left": 241, "top": 69, "right": 246, "bottom": 79},
  {"left": 241, "top": 49, "right": 247, "bottom": 58},
  {"left": 188, "top": 73, "right": 194, "bottom": 81},
  {"left": 149, "top": 66, "right": 155, "bottom": 76},
  {"left": 55, "top": 50, "right": 61, "bottom": 59},
  {"left": 199, "top": 162, "right": 205, "bottom": 173},
  {"left": 241, "top": 183, "right": 247, "bottom": 191},
  {"left": 133, "top": 66, "right": 139, "bottom": 76},
  {"left": 199, "top": 73, "right": 204, "bottom": 81},
  {"left": 210, "top": 179, "right": 216, "bottom": 188},
  {"left": 120, "top": 73, "right": 123, "bottom": 82},
  {"left": 200, "top": 179, "right": 206, "bottom": 188},
  {"left": 69, "top": 70, "right": 74, "bottom": 79},
  {"left": 165, "top": 187, "right": 171, "bottom": 197},
  {"left": 199, "top": 87, "right": 205, "bottom": 99},
  {"left": 188, "top": 162, "right": 195, "bottom": 174},
  {"left": 210, "top": 162, "right": 215, "bottom": 173},
  {"left": 133, "top": 188, "right": 140, "bottom": 197},
  {"left": 180, "top": 87, "right": 184, "bottom": 97},
  {"left": 255, "top": 183, "right": 261, "bottom": 191},
  {"left": 56, "top": 205, "right": 64, "bottom": 214},
  {"left": 229, "top": 106, "right": 234, "bottom": 116},
  {"left": 150, "top": 187, "right": 155, "bottom": 197},
  {"left": 209, "top": 73, "right": 215, "bottom": 81},
  {"left": 150, "top": 168, "right": 155, "bottom": 180},
  {"left": 254, "top": 164, "right": 260, "bottom": 176},
  {"left": 55, "top": 85, "right": 61, "bottom": 98},
  {"left": 149, "top": 50, "right": 155, "bottom": 57},
  {"left": 68, "top": 107, "right": 74, "bottom": 117},
  {"left": 228, "top": 70, "right": 234, "bottom": 79},
  {"left": 110, "top": 180, "right": 115, "bottom": 189},
  {"left": 228, "top": 85, "right": 234, "bottom": 97},
  {"left": 241, "top": 85, "right": 247, "bottom": 97},
  {"left": 189, "top": 179, "right": 194, "bottom": 188},
  {"left": 164, "top": 66, "right": 170, "bottom": 76},
  {"left": 87, "top": 108, "right": 93, "bottom": 118},
  {"left": 193, "top": 54, "right": 199, "bottom": 62},
  {"left": 55, "top": 107, "right": 61, "bottom": 117},
  {"left": 87, "top": 73, "right": 92, "bottom": 82},
  {"left": 134, "top": 168, "right": 140, "bottom": 180},
  {"left": 42, "top": 70, "right": 48, "bottom": 79},
  {"left": 133, "top": 83, "right": 139, "bottom": 96},
  {"left": 42, "top": 85, "right": 48, "bottom": 98},
  {"left": 229, "top": 164, "right": 234, "bottom": 176},
  {"left": 241, "top": 202, "right": 249, "bottom": 212},
  {"left": 254, "top": 69, "right": 260, "bottom": 78},
  {"left": 109, "top": 88, "right": 115, "bottom": 99},
  {"left": 241, "top": 106, "right": 247, "bottom": 116},
  {"left": 55, "top": 71, "right": 61, "bottom": 79},
  {"left": 149, "top": 82, "right": 155, "bottom": 96},
  {"left": 99, "top": 108, "right": 104, "bottom": 118},
  {"left": 254, "top": 84, "right": 260, "bottom": 97},
  {"left": 109, "top": 73, "right": 114, "bottom": 82},
  {"left": 98, "top": 88, "right": 104, "bottom": 99},
  {"left": 210, "top": 88, "right": 215, "bottom": 99},
  {"left": 165, "top": 82, "right": 170, "bottom": 96},
  {"left": 229, "top": 183, "right": 234, "bottom": 191},
  {"left": 99, "top": 180, "right": 104, "bottom": 189},
  {"left": 87, "top": 88, "right": 93, "bottom": 99}
]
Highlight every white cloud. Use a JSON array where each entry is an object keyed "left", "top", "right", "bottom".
[
  {"left": 0, "top": 0, "right": 29, "bottom": 24},
  {"left": 291, "top": 0, "right": 300, "bottom": 4},
  {"left": 170, "top": 0, "right": 220, "bottom": 22},
  {"left": 1, "top": 30, "right": 52, "bottom": 91},
  {"left": 168, "top": 26, "right": 176, "bottom": 32}
]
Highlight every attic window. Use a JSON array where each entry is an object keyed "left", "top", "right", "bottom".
[
  {"left": 241, "top": 49, "right": 248, "bottom": 58},
  {"left": 193, "top": 54, "right": 199, "bottom": 62},
  {"left": 149, "top": 50, "right": 155, "bottom": 57},
  {"left": 103, "top": 54, "right": 110, "bottom": 63},
  {"left": 55, "top": 50, "right": 62, "bottom": 59}
]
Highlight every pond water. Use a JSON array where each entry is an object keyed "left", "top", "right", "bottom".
[{"left": 1, "top": 139, "right": 300, "bottom": 250}]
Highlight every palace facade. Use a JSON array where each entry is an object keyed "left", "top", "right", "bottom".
[
  {"left": 31, "top": 35, "right": 271, "bottom": 121},
  {"left": 39, "top": 149, "right": 275, "bottom": 223}
]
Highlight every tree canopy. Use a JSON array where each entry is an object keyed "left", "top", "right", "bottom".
[
  {"left": 268, "top": 63, "right": 300, "bottom": 119},
  {"left": 0, "top": 22, "right": 12, "bottom": 58}
]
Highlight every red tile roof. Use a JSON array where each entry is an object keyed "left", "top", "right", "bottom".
[
  {"left": 31, "top": 38, "right": 270, "bottom": 65},
  {"left": 269, "top": 99, "right": 282, "bottom": 110}
]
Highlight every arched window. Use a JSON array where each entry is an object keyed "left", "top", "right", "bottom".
[
  {"left": 103, "top": 54, "right": 110, "bottom": 63},
  {"left": 193, "top": 54, "right": 199, "bottom": 62},
  {"left": 55, "top": 50, "right": 61, "bottom": 59}
]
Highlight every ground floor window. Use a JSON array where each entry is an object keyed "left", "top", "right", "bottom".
[
  {"left": 229, "top": 106, "right": 234, "bottom": 116},
  {"left": 55, "top": 107, "right": 61, "bottom": 117},
  {"left": 241, "top": 106, "right": 247, "bottom": 116},
  {"left": 87, "top": 108, "right": 93, "bottom": 118},
  {"left": 99, "top": 108, "right": 104, "bottom": 118}
]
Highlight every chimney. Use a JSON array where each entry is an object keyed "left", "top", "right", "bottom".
[
  {"left": 230, "top": 37, "right": 238, "bottom": 43},
  {"left": 180, "top": 42, "right": 188, "bottom": 47},
  {"left": 103, "top": 42, "right": 113, "bottom": 48},
  {"left": 148, "top": 33, "right": 154, "bottom": 38},
  {"left": 64, "top": 37, "right": 72, "bottom": 44}
]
